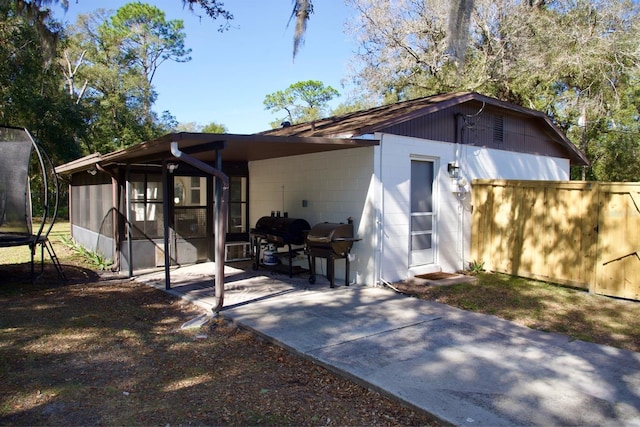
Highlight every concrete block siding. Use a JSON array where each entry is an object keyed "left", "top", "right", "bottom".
[
  {"left": 379, "top": 134, "right": 570, "bottom": 283},
  {"left": 249, "top": 135, "right": 570, "bottom": 287},
  {"left": 249, "top": 147, "right": 376, "bottom": 286}
]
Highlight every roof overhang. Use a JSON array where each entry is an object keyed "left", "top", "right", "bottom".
[
  {"left": 261, "top": 92, "right": 590, "bottom": 167},
  {"left": 55, "top": 132, "right": 379, "bottom": 175}
]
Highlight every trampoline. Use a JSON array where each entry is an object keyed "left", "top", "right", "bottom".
[{"left": 0, "top": 125, "right": 65, "bottom": 282}]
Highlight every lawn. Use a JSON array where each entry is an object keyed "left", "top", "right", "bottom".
[
  {"left": 0, "top": 223, "right": 439, "bottom": 426},
  {"left": 394, "top": 271, "right": 640, "bottom": 353},
  {"left": 2, "top": 221, "right": 639, "bottom": 425}
]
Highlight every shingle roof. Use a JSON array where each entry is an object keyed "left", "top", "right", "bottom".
[{"left": 260, "top": 91, "right": 589, "bottom": 165}]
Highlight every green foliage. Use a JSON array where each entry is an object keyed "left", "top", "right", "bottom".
[
  {"left": 467, "top": 260, "right": 485, "bottom": 275},
  {"left": 0, "top": 2, "right": 84, "bottom": 164},
  {"left": 201, "top": 121, "right": 228, "bottom": 133},
  {"left": 59, "top": 235, "right": 112, "bottom": 270},
  {"left": 65, "top": 2, "right": 191, "bottom": 154},
  {"left": 264, "top": 80, "right": 340, "bottom": 126},
  {"left": 349, "top": 0, "right": 640, "bottom": 181},
  {"left": 331, "top": 98, "right": 375, "bottom": 117}
]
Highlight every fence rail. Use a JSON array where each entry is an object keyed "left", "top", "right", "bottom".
[{"left": 471, "top": 180, "right": 640, "bottom": 301}]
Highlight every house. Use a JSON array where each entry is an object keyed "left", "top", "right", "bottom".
[{"left": 55, "top": 92, "right": 588, "bottom": 289}]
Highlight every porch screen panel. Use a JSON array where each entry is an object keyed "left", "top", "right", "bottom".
[
  {"left": 174, "top": 176, "right": 207, "bottom": 239},
  {"left": 174, "top": 207, "right": 207, "bottom": 238},
  {"left": 71, "top": 174, "right": 113, "bottom": 235},
  {"left": 410, "top": 159, "right": 435, "bottom": 266}
]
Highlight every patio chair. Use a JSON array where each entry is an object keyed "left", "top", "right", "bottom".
[{"left": 0, "top": 125, "right": 66, "bottom": 282}]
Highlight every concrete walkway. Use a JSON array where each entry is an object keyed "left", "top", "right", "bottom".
[{"left": 137, "top": 263, "right": 640, "bottom": 427}]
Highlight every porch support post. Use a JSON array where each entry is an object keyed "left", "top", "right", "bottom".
[
  {"left": 125, "top": 165, "right": 133, "bottom": 278},
  {"left": 214, "top": 149, "right": 222, "bottom": 270},
  {"left": 170, "top": 141, "right": 229, "bottom": 313}
]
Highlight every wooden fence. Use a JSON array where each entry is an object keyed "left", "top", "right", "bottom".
[{"left": 471, "top": 180, "right": 640, "bottom": 301}]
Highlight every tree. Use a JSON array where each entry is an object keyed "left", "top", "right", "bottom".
[
  {"left": 264, "top": 80, "right": 340, "bottom": 126},
  {"left": 64, "top": 4, "right": 191, "bottom": 153},
  {"left": 106, "top": 2, "right": 191, "bottom": 124},
  {"left": 347, "top": 0, "right": 640, "bottom": 181},
  {"left": 0, "top": 1, "right": 83, "bottom": 164},
  {"left": 175, "top": 121, "right": 227, "bottom": 132},
  {"left": 201, "top": 121, "right": 228, "bottom": 133},
  {"left": 11, "top": 0, "right": 312, "bottom": 59}
]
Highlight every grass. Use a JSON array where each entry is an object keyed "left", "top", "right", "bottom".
[
  {"left": 395, "top": 272, "right": 640, "bottom": 353},
  {"left": 0, "top": 222, "right": 80, "bottom": 265},
  {"left": 2, "top": 221, "right": 640, "bottom": 424},
  {"left": 0, "top": 222, "right": 440, "bottom": 426}
]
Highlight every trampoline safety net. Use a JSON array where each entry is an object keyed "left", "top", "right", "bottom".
[{"left": 0, "top": 127, "right": 33, "bottom": 244}]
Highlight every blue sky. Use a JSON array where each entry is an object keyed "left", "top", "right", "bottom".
[{"left": 54, "top": 1, "right": 357, "bottom": 133}]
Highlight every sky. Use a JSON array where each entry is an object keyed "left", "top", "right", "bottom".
[{"left": 54, "top": 1, "right": 358, "bottom": 134}]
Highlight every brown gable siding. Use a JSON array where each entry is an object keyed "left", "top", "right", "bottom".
[
  {"left": 380, "top": 102, "right": 571, "bottom": 160},
  {"left": 381, "top": 108, "right": 456, "bottom": 143}
]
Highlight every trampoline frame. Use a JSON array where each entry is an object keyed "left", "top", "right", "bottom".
[{"left": 0, "top": 126, "right": 65, "bottom": 282}]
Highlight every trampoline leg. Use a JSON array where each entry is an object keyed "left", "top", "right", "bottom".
[{"left": 30, "top": 244, "right": 35, "bottom": 284}]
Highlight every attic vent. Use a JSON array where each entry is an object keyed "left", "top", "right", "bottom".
[{"left": 493, "top": 115, "right": 504, "bottom": 144}]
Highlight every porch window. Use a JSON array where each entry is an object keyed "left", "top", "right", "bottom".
[
  {"left": 129, "top": 172, "right": 163, "bottom": 239},
  {"left": 228, "top": 176, "right": 247, "bottom": 238}
]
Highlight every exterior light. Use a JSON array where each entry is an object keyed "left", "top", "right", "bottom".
[{"left": 447, "top": 162, "right": 459, "bottom": 179}]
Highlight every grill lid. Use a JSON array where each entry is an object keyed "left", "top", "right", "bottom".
[
  {"left": 306, "top": 221, "right": 359, "bottom": 257},
  {"left": 252, "top": 216, "right": 310, "bottom": 245},
  {"left": 306, "top": 222, "right": 354, "bottom": 243}
]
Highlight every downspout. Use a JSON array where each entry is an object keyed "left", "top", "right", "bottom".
[
  {"left": 375, "top": 133, "right": 385, "bottom": 286},
  {"left": 170, "top": 142, "right": 229, "bottom": 313},
  {"left": 454, "top": 113, "right": 464, "bottom": 272},
  {"left": 162, "top": 159, "right": 171, "bottom": 290}
]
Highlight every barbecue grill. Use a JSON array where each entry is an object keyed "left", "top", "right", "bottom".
[
  {"left": 250, "top": 214, "right": 310, "bottom": 277},
  {"left": 305, "top": 218, "right": 360, "bottom": 287}
]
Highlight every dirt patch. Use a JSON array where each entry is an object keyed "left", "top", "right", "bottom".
[
  {"left": 415, "top": 272, "right": 459, "bottom": 280},
  {"left": 0, "top": 263, "right": 440, "bottom": 426}
]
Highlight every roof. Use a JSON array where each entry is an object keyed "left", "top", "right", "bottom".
[
  {"left": 261, "top": 91, "right": 589, "bottom": 165},
  {"left": 55, "top": 133, "right": 378, "bottom": 175},
  {"left": 55, "top": 92, "right": 588, "bottom": 175}
]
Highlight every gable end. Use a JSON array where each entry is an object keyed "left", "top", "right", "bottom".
[{"left": 379, "top": 101, "right": 576, "bottom": 161}]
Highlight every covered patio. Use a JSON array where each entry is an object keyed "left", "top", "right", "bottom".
[{"left": 55, "top": 132, "right": 378, "bottom": 310}]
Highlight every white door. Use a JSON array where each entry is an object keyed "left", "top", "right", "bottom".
[{"left": 410, "top": 159, "right": 435, "bottom": 266}]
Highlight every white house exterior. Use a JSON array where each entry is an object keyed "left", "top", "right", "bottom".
[
  {"left": 246, "top": 133, "right": 572, "bottom": 287},
  {"left": 55, "top": 92, "right": 588, "bottom": 288}
]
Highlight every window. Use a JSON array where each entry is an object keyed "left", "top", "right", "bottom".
[
  {"left": 129, "top": 172, "right": 163, "bottom": 239},
  {"left": 228, "top": 176, "right": 248, "bottom": 238},
  {"left": 190, "top": 176, "right": 201, "bottom": 205}
]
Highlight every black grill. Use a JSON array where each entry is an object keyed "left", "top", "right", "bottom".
[
  {"left": 252, "top": 216, "right": 310, "bottom": 245},
  {"left": 306, "top": 218, "right": 360, "bottom": 288},
  {"left": 250, "top": 214, "right": 310, "bottom": 277}
]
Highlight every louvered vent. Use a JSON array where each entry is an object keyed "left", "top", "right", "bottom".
[{"left": 493, "top": 115, "right": 504, "bottom": 144}]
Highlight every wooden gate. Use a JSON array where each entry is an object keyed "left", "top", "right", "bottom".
[{"left": 471, "top": 180, "right": 640, "bottom": 300}]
